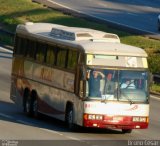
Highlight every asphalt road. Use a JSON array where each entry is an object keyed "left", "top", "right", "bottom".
[
  {"left": 0, "top": 47, "right": 160, "bottom": 146},
  {"left": 44, "top": 0, "right": 160, "bottom": 39}
]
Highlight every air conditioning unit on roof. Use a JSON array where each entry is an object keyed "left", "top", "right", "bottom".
[
  {"left": 50, "top": 28, "right": 76, "bottom": 41},
  {"left": 50, "top": 27, "right": 120, "bottom": 42}
]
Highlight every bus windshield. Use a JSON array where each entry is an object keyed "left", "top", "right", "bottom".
[{"left": 86, "top": 68, "right": 149, "bottom": 103}]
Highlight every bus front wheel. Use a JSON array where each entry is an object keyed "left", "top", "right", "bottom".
[{"left": 66, "top": 107, "right": 75, "bottom": 131}]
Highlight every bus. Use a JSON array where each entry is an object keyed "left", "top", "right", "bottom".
[{"left": 10, "top": 22, "right": 150, "bottom": 133}]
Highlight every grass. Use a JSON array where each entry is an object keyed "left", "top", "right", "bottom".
[
  {"left": 0, "top": 0, "right": 160, "bottom": 46},
  {"left": 1, "top": 0, "right": 160, "bottom": 49},
  {"left": 0, "top": 0, "right": 160, "bottom": 92},
  {"left": 150, "top": 83, "right": 160, "bottom": 93}
]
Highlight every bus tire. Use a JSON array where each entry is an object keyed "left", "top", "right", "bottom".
[
  {"left": 66, "top": 106, "right": 76, "bottom": 131},
  {"left": 122, "top": 129, "right": 132, "bottom": 134},
  {"left": 32, "top": 93, "right": 39, "bottom": 118},
  {"left": 23, "top": 89, "right": 29, "bottom": 113},
  {"left": 24, "top": 94, "right": 33, "bottom": 117}
]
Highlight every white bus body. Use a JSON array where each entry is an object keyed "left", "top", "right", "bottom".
[{"left": 10, "top": 22, "right": 149, "bottom": 133}]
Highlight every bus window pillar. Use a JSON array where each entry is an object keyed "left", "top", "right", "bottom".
[{"left": 75, "top": 65, "right": 86, "bottom": 99}]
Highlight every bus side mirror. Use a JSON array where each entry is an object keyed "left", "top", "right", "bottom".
[
  {"left": 80, "top": 66, "right": 86, "bottom": 80},
  {"left": 149, "top": 73, "right": 154, "bottom": 85}
]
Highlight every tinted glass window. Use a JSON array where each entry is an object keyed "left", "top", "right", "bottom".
[
  {"left": 14, "top": 36, "right": 27, "bottom": 56},
  {"left": 14, "top": 36, "right": 20, "bottom": 55},
  {"left": 57, "top": 48, "right": 67, "bottom": 68},
  {"left": 67, "top": 50, "right": 78, "bottom": 70},
  {"left": 26, "top": 40, "right": 36, "bottom": 59},
  {"left": 35, "top": 42, "right": 47, "bottom": 63},
  {"left": 46, "top": 45, "right": 56, "bottom": 66},
  {"left": 21, "top": 38, "right": 28, "bottom": 56}
]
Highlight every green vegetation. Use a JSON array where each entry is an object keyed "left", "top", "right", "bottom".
[
  {"left": 150, "top": 83, "right": 160, "bottom": 93},
  {"left": 0, "top": 0, "right": 160, "bottom": 93},
  {"left": 0, "top": 33, "right": 13, "bottom": 45}
]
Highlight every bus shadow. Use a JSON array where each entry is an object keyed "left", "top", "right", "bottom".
[
  {"left": 0, "top": 100, "right": 122, "bottom": 135},
  {"left": 36, "top": 113, "right": 123, "bottom": 134}
]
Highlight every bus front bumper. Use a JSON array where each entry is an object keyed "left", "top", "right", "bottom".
[{"left": 83, "top": 114, "right": 149, "bottom": 129}]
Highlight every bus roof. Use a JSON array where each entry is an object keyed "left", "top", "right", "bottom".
[{"left": 16, "top": 22, "right": 147, "bottom": 57}]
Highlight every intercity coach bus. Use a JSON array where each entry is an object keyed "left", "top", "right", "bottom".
[{"left": 10, "top": 22, "right": 150, "bottom": 133}]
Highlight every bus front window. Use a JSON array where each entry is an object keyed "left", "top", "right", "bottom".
[
  {"left": 86, "top": 69, "right": 117, "bottom": 100},
  {"left": 86, "top": 68, "right": 149, "bottom": 103},
  {"left": 119, "top": 70, "right": 149, "bottom": 102}
]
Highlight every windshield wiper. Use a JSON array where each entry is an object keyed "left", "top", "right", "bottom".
[
  {"left": 101, "top": 95, "right": 109, "bottom": 103},
  {"left": 121, "top": 93, "right": 134, "bottom": 105}
]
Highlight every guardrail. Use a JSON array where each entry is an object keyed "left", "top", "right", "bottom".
[
  {"left": 0, "top": 28, "right": 14, "bottom": 36},
  {"left": 153, "top": 74, "right": 160, "bottom": 84},
  {"left": 0, "top": 26, "right": 14, "bottom": 51}
]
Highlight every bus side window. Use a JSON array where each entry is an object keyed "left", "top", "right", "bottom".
[
  {"left": 56, "top": 48, "right": 67, "bottom": 68},
  {"left": 15, "top": 36, "right": 27, "bottom": 56},
  {"left": 35, "top": 42, "right": 47, "bottom": 63},
  {"left": 14, "top": 36, "right": 20, "bottom": 55},
  {"left": 46, "top": 45, "right": 56, "bottom": 66},
  {"left": 26, "top": 40, "right": 36, "bottom": 59},
  {"left": 21, "top": 38, "right": 28, "bottom": 56},
  {"left": 67, "top": 50, "right": 78, "bottom": 70}
]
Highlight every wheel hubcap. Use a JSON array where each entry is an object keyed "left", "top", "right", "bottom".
[{"left": 68, "top": 110, "right": 73, "bottom": 129}]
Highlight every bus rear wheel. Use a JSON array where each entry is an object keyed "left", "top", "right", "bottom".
[
  {"left": 24, "top": 95, "right": 33, "bottom": 116},
  {"left": 23, "top": 91, "right": 38, "bottom": 117},
  {"left": 122, "top": 129, "right": 132, "bottom": 134}
]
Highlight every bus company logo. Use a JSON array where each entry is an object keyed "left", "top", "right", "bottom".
[
  {"left": 125, "top": 105, "right": 138, "bottom": 111},
  {"left": 84, "top": 103, "right": 96, "bottom": 108},
  {"left": 1, "top": 140, "right": 18, "bottom": 146}
]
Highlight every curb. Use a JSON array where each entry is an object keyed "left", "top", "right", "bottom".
[{"left": 150, "top": 91, "right": 160, "bottom": 97}]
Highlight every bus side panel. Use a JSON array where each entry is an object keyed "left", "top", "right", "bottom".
[
  {"left": 10, "top": 77, "right": 23, "bottom": 108},
  {"left": 73, "top": 98, "right": 84, "bottom": 126},
  {"left": 29, "top": 61, "right": 76, "bottom": 121},
  {"left": 10, "top": 57, "right": 26, "bottom": 107},
  {"left": 11, "top": 57, "right": 84, "bottom": 124}
]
